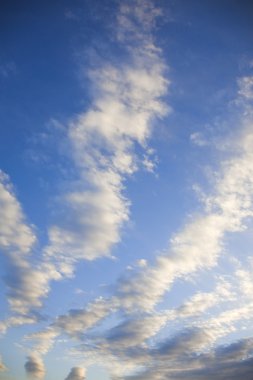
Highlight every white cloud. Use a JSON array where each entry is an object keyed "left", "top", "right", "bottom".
[
  {"left": 238, "top": 76, "right": 253, "bottom": 99},
  {"left": 45, "top": 60, "right": 168, "bottom": 263},
  {"left": 0, "top": 315, "right": 38, "bottom": 336},
  {"left": 137, "top": 259, "right": 147, "bottom": 268},
  {"left": 234, "top": 267, "right": 253, "bottom": 300},
  {"left": 6, "top": 4, "right": 252, "bottom": 380},
  {"left": 0, "top": 171, "right": 54, "bottom": 316},
  {"left": 43, "top": 0, "right": 169, "bottom": 268},
  {"left": 116, "top": 0, "right": 162, "bottom": 44},
  {"left": 26, "top": 116, "right": 253, "bottom": 380},
  {"left": 29, "top": 116, "right": 253, "bottom": 374},
  {"left": 5, "top": 260, "right": 62, "bottom": 315},
  {"left": 0, "top": 0, "right": 169, "bottom": 343},
  {"left": 0, "top": 170, "right": 36, "bottom": 254},
  {"left": 174, "top": 279, "right": 235, "bottom": 319},
  {"left": 114, "top": 121, "right": 253, "bottom": 312},
  {"left": 25, "top": 327, "right": 59, "bottom": 355},
  {"left": 64, "top": 367, "right": 86, "bottom": 380},
  {"left": 190, "top": 132, "right": 208, "bottom": 147},
  {"left": 54, "top": 297, "right": 119, "bottom": 340}
]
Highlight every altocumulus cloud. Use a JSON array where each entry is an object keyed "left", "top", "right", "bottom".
[
  {"left": 0, "top": 0, "right": 170, "bottom": 330},
  {"left": 44, "top": 0, "right": 169, "bottom": 268},
  {"left": 26, "top": 74, "right": 253, "bottom": 379},
  {"left": 21, "top": 0, "right": 170, "bottom": 351},
  {"left": 128, "top": 336, "right": 253, "bottom": 380},
  {"left": 2, "top": 1, "right": 253, "bottom": 380},
  {"left": 0, "top": 171, "right": 62, "bottom": 317}
]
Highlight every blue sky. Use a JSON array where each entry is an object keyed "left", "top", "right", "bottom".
[{"left": 1, "top": 1, "right": 253, "bottom": 379}]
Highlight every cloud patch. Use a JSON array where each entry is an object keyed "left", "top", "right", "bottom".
[
  {"left": 64, "top": 367, "right": 86, "bottom": 380},
  {"left": 24, "top": 355, "right": 45, "bottom": 380}
]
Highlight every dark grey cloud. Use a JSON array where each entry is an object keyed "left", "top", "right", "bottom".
[
  {"left": 156, "top": 328, "right": 212, "bottom": 357},
  {"left": 126, "top": 336, "right": 253, "bottom": 380}
]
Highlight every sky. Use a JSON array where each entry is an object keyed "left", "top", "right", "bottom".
[{"left": 1, "top": 0, "right": 253, "bottom": 379}]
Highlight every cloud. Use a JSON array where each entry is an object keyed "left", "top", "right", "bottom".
[
  {"left": 129, "top": 336, "right": 253, "bottom": 380},
  {"left": 43, "top": 0, "right": 169, "bottom": 267},
  {"left": 0, "top": 170, "right": 36, "bottom": 254},
  {"left": 157, "top": 328, "right": 214, "bottom": 358},
  {"left": 0, "top": 171, "right": 52, "bottom": 316},
  {"left": 29, "top": 110, "right": 253, "bottom": 375},
  {"left": 12, "top": 4, "right": 253, "bottom": 380},
  {"left": 3, "top": 258, "right": 62, "bottom": 315},
  {"left": 24, "top": 355, "right": 45, "bottom": 379},
  {"left": 21, "top": 0, "right": 170, "bottom": 359},
  {"left": 55, "top": 297, "right": 116, "bottom": 339},
  {"left": 64, "top": 367, "right": 86, "bottom": 380},
  {"left": 0, "top": 315, "right": 38, "bottom": 336},
  {"left": 174, "top": 278, "right": 234, "bottom": 319},
  {"left": 27, "top": 116, "right": 253, "bottom": 380},
  {"left": 235, "top": 268, "right": 253, "bottom": 299},
  {"left": 104, "top": 314, "right": 167, "bottom": 349},
  {"left": 45, "top": 60, "right": 168, "bottom": 263},
  {"left": 190, "top": 132, "right": 208, "bottom": 147},
  {"left": 0, "top": 0, "right": 169, "bottom": 334},
  {"left": 113, "top": 119, "right": 253, "bottom": 313},
  {"left": 25, "top": 327, "right": 59, "bottom": 355},
  {"left": 238, "top": 76, "right": 253, "bottom": 99},
  {"left": 215, "top": 337, "right": 253, "bottom": 362},
  {"left": 116, "top": 0, "right": 162, "bottom": 44}
]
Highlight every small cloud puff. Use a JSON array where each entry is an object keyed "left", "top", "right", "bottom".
[
  {"left": 25, "top": 355, "right": 45, "bottom": 379},
  {"left": 64, "top": 367, "right": 86, "bottom": 380},
  {"left": 190, "top": 132, "right": 208, "bottom": 147},
  {"left": 137, "top": 259, "right": 147, "bottom": 267}
]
